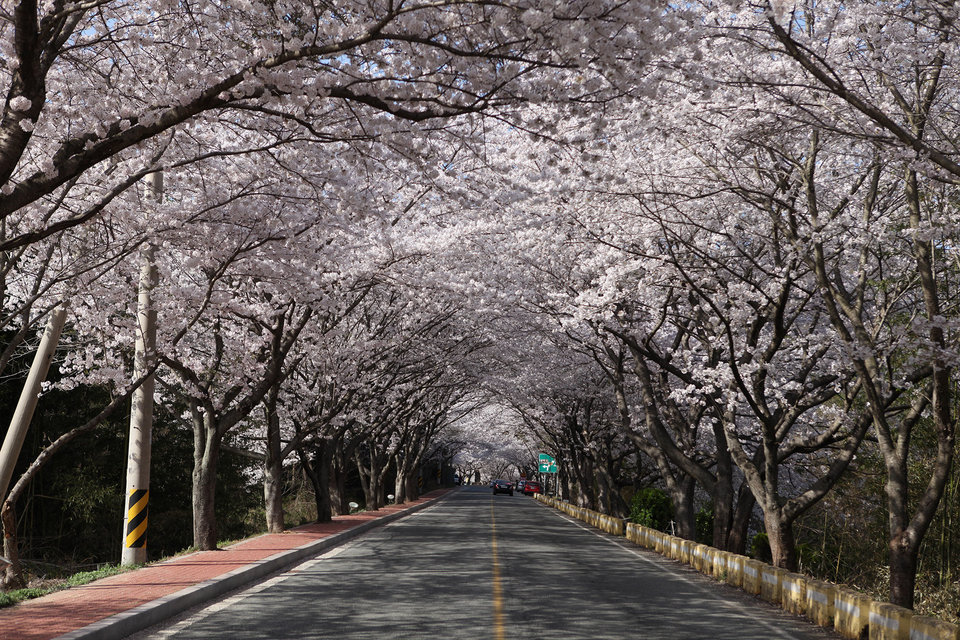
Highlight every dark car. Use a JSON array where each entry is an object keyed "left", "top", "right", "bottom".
[
  {"left": 522, "top": 480, "right": 542, "bottom": 496},
  {"left": 492, "top": 479, "right": 514, "bottom": 496}
]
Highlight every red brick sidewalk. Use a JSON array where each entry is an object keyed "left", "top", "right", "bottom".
[{"left": 1, "top": 490, "right": 450, "bottom": 640}]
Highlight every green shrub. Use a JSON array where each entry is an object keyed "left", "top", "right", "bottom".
[
  {"left": 631, "top": 507, "right": 656, "bottom": 528},
  {"left": 696, "top": 504, "right": 714, "bottom": 544},
  {"left": 750, "top": 532, "right": 772, "bottom": 563},
  {"left": 629, "top": 488, "right": 673, "bottom": 530}
]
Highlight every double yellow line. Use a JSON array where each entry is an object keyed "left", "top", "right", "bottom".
[{"left": 490, "top": 499, "right": 505, "bottom": 640}]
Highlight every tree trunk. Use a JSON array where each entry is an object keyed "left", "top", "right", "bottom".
[
  {"left": 559, "top": 467, "right": 571, "bottom": 501},
  {"left": 571, "top": 454, "right": 593, "bottom": 508},
  {"left": 368, "top": 462, "right": 381, "bottom": 510},
  {"left": 357, "top": 448, "right": 385, "bottom": 511},
  {"left": 192, "top": 411, "right": 221, "bottom": 550},
  {"left": 263, "top": 459, "right": 284, "bottom": 533},
  {"left": 595, "top": 463, "right": 613, "bottom": 515},
  {"left": 405, "top": 471, "right": 419, "bottom": 502},
  {"left": 331, "top": 451, "right": 349, "bottom": 515},
  {"left": 712, "top": 425, "right": 734, "bottom": 550},
  {"left": 394, "top": 456, "right": 409, "bottom": 504},
  {"left": 764, "top": 508, "right": 797, "bottom": 571},
  {"left": 396, "top": 453, "right": 423, "bottom": 504},
  {"left": 263, "top": 388, "right": 284, "bottom": 533},
  {"left": 889, "top": 534, "right": 919, "bottom": 610},
  {"left": 356, "top": 455, "right": 371, "bottom": 508},
  {"left": 727, "top": 486, "right": 755, "bottom": 555},
  {"left": 315, "top": 440, "right": 333, "bottom": 522},
  {"left": 297, "top": 445, "right": 326, "bottom": 523},
  {"left": 1, "top": 499, "right": 24, "bottom": 589},
  {"left": 674, "top": 476, "right": 696, "bottom": 540}
]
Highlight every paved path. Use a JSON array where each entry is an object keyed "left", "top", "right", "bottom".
[
  {"left": 0, "top": 490, "right": 451, "bottom": 640},
  {"left": 139, "top": 486, "right": 837, "bottom": 640}
]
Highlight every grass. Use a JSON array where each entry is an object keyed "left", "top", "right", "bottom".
[
  {"left": 0, "top": 531, "right": 266, "bottom": 609},
  {"left": 0, "top": 564, "right": 137, "bottom": 608}
]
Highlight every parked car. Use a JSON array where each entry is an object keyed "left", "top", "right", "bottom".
[
  {"left": 492, "top": 479, "right": 514, "bottom": 496},
  {"left": 522, "top": 480, "right": 542, "bottom": 496}
]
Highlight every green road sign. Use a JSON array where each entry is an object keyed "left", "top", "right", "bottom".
[{"left": 538, "top": 453, "right": 557, "bottom": 473}]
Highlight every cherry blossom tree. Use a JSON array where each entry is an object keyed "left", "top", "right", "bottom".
[
  {"left": 0, "top": 0, "right": 678, "bottom": 252},
  {"left": 446, "top": 404, "right": 529, "bottom": 484},
  {"left": 678, "top": 2, "right": 960, "bottom": 605}
]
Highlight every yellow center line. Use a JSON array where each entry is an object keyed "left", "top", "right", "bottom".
[{"left": 490, "top": 498, "right": 505, "bottom": 640}]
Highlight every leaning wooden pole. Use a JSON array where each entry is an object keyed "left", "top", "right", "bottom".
[
  {"left": 0, "top": 304, "right": 68, "bottom": 508},
  {"left": 121, "top": 171, "right": 161, "bottom": 566}
]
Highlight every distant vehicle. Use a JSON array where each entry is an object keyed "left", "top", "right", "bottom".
[
  {"left": 492, "top": 479, "right": 514, "bottom": 496},
  {"left": 522, "top": 480, "right": 542, "bottom": 496},
  {"left": 515, "top": 480, "right": 526, "bottom": 493}
]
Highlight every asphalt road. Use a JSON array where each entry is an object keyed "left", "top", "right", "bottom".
[{"left": 139, "top": 486, "right": 836, "bottom": 639}]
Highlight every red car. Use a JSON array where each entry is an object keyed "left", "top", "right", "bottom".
[{"left": 522, "top": 480, "right": 542, "bottom": 495}]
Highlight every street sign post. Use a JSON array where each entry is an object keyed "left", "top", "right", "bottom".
[
  {"left": 538, "top": 453, "right": 557, "bottom": 474},
  {"left": 538, "top": 453, "right": 558, "bottom": 496}
]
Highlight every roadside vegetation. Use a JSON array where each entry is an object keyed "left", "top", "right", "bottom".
[
  {"left": 0, "top": 565, "right": 135, "bottom": 609},
  {"left": 2, "top": 0, "right": 960, "bottom": 623}
]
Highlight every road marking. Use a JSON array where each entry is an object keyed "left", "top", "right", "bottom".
[
  {"left": 490, "top": 498, "right": 505, "bottom": 640},
  {"left": 144, "top": 540, "right": 365, "bottom": 638},
  {"left": 539, "top": 505, "right": 811, "bottom": 640}
]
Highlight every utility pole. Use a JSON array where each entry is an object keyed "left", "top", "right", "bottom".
[
  {"left": 121, "top": 171, "right": 160, "bottom": 566},
  {"left": 0, "top": 304, "right": 68, "bottom": 506}
]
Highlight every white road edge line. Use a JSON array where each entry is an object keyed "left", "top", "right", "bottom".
[
  {"left": 538, "top": 503, "right": 813, "bottom": 640},
  {"left": 148, "top": 501, "right": 447, "bottom": 638}
]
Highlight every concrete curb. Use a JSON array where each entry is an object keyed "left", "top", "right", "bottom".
[{"left": 55, "top": 491, "right": 453, "bottom": 640}]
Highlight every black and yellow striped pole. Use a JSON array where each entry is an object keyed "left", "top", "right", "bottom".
[
  {"left": 121, "top": 172, "right": 160, "bottom": 566},
  {"left": 121, "top": 250, "right": 156, "bottom": 565},
  {"left": 124, "top": 488, "right": 149, "bottom": 550}
]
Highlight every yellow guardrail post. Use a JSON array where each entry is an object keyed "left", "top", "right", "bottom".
[
  {"left": 742, "top": 558, "right": 763, "bottom": 595},
  {"left": 689, "top": 543, "right": 702, "bottom": 571},
  {"left": 760, "top": 565, "right": 785, "bottom": 603},
  {"left": 834, "top": 587, "right": 872, "bottom": 639},
  {"left": 868, "top": 601, "right": 911, "bottom": 640},
  {"left": 804, "top": 578, "right": 836, "bottom": 628},
  {"left": 908, "top": 615, "right": 960, "bottom": 640},
  {"left": 712, "top": 550, "right": 730, "bottom": 581},
  {"left": 668, "top": 537, "right": 680, "bottom": 560},
  {"left": 725, "top": 554, "right": 744, "bottom": 588},
  {"left": 704, "top": 547, "right": 718, "bottom": 576},
  {"left": 781, "top": 572, "right": 807, "bottom": 616},
  {"left": 695, "top": 544, "right": 709, "bottom": 572}
]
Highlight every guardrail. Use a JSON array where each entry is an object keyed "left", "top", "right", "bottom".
[{"left": 534, "top": 494, "right": 959, "bottom": 640}]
